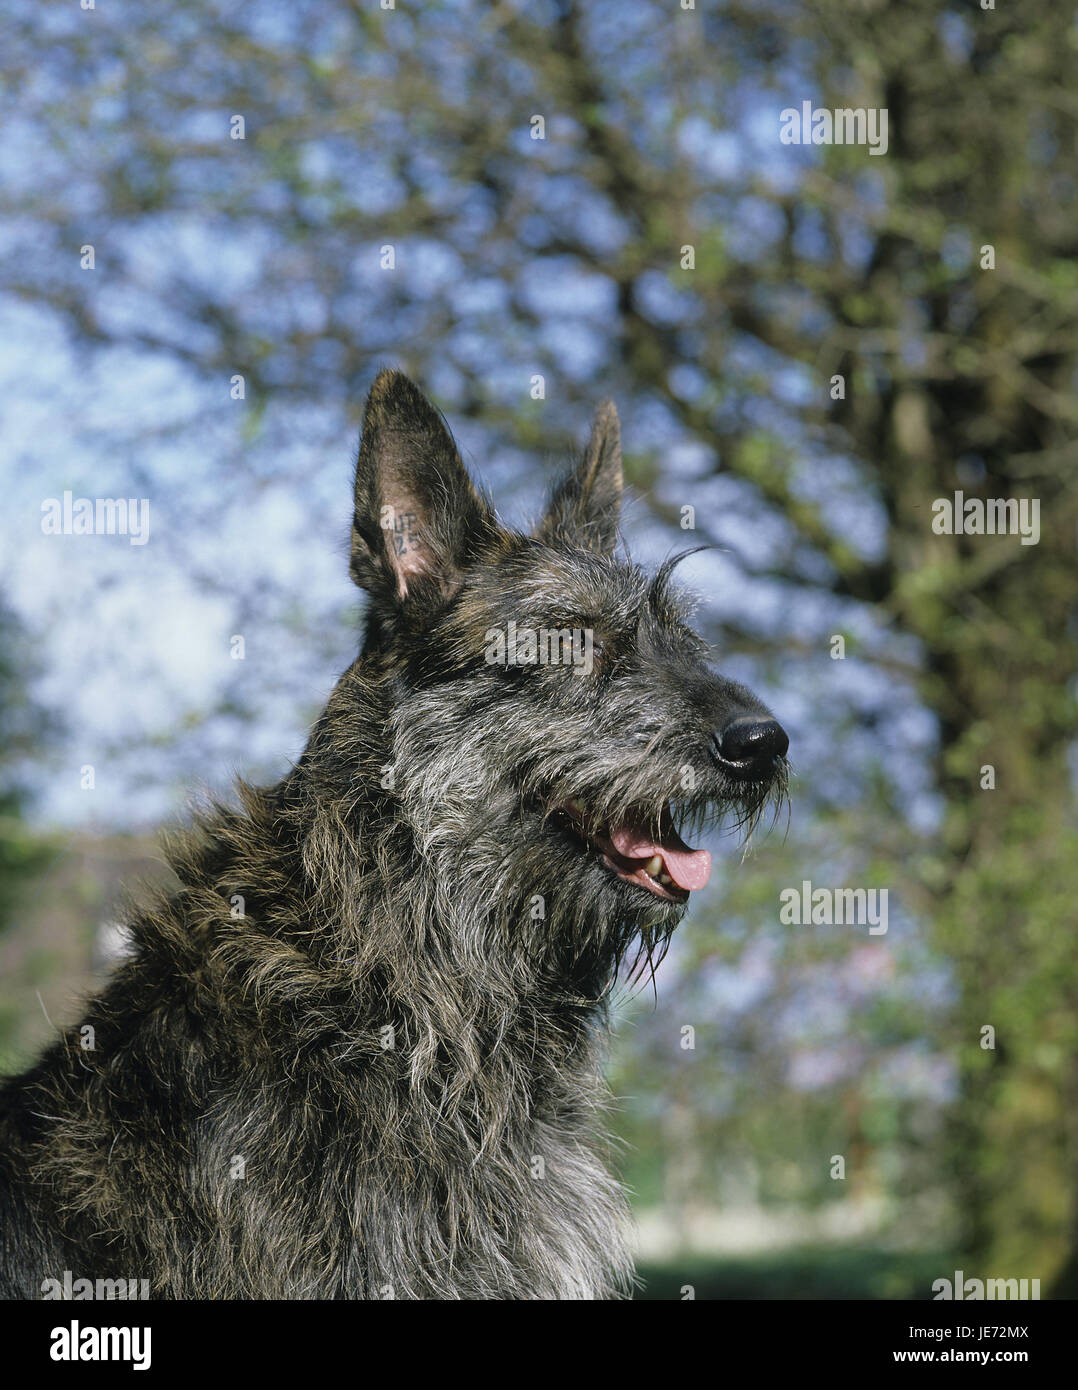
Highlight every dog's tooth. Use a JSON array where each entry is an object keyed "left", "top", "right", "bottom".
[
  {"left": 644, "top": 855, "right": 663, "bottom": 876},
  {"left": 659, "top": 872, "right": 672, "bottom": 886}
]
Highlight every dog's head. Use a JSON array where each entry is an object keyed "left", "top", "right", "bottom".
[{"left": 347, "top": 370, "right": 788, "bottom": 979}]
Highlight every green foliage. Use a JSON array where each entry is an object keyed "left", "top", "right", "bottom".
[
  {"left": 636, "top": 1246, "right": 951, "bottom": 1301},
  {"left": 0, "top": 597, "right": 56, "bottom": 930}
]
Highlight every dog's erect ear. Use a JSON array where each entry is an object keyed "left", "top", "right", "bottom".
[
  {"left": 536, "top": 399, "right": 622, "bottom": 555},
  {"left": 350, "top": 370, "right": 496, "bottom": 605}
]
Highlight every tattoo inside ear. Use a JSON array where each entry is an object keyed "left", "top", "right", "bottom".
[{"left": 380, "top": 503, "right": 424, "bottom": 597}]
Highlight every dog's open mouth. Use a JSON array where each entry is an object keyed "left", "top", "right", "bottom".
[{"left": 555, "top": 800, "right": 711, "bottom": 903}]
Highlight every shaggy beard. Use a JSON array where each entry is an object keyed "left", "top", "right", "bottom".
[{"left": 400, "top": 765, "right": 790, "bottom": 1000}]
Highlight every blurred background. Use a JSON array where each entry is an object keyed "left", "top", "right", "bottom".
[{"left": 1, "top": 0, "right": 1076, "bottom": 1299}]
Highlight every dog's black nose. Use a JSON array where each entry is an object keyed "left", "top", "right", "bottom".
[{"left": 715, "top": 716, "right": 789, "bottom": 776}]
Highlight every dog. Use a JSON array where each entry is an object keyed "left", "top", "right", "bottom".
[{"left": 0, "top": 371, "right": 788, "bottom": 1299}]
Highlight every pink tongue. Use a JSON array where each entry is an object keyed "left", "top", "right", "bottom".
[{"left": 608, "top": 820, "right": 712, "bottom": 892}]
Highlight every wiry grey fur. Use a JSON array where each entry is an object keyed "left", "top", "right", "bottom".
[{"left": 0, "top": 372, "right": 787, "bottom": 1299}]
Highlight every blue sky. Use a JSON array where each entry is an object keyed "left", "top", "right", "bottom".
[{"left": 0, "top": 0, "right": 939, "bottom": 839}]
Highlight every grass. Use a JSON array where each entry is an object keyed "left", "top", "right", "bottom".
[{"left": 634, "top": 1246, "right": 950, "bottom": 1300}]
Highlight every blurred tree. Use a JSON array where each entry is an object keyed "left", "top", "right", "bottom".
[
  {"left": 0, "top": 595, "right": 56, "bottom": 931},
  {"left": 2, "top": 0, "right": 1075, "bottom": 1284}
]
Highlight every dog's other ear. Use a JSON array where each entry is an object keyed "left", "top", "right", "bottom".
[
  {"left": 351, "top": 370, "right": 497, "bottom": 607},
  {"left": 536, "top": 399, "right": 622, "bottom": 555}
]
